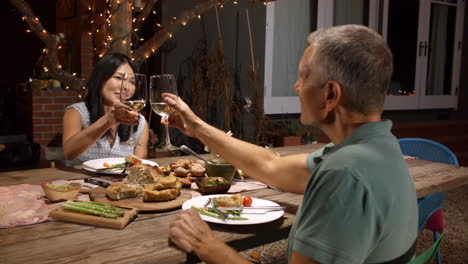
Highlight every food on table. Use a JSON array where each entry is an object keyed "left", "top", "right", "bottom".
[
  {"left": 174, "top": 167, "right": 189, "bottom": 177},
  {"left": 144, "top": 188, "right": 181, "bottom": 202},
  {"left": 61, "top": 200, "right": 125, "bottom": 219},
  {"left": 107, "top": 171, "right": 183, "bottom": 202},
  {"left": 211, "top": 194, "right": 243, "bottom": 207},
  {"left": 191, "top": 206, "right": 248, "bottom": 221},
  {"left": 144, "top": 175, "right": 180, "bottom": 190},
  {"left": 189, "top": 164, "right": 205, "bottom": 177},
  {"left": 100, "top": 154, "right": 144, "bottom": 172},
  {"left": 106, "top": 184, "right": 143, "bottom": 200},
  {"left": 176, "top": 176, "right": 192, "bottom": 188},
  {"left": 45, "top": 183, "right": 74, "bottom": 190},
  {"left": 243, "top": 196, "right": 253, "bottom": 207},
  {"left": 125, "top": 164, "right": 165, "bottom": 184},
  {"left": 41, "top": 182, "right": 81, "bottom": 202},
  {"left": 125, "top": 154, "right": 142, "bottom": 165},
  {"left": 195, "top": 177, "right": 231, "bottom": 195},
  {"left": 170, "top": 161, "right": 183, "bottom": 170}
]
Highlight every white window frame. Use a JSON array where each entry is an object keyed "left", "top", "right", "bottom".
[{"left": 264, "top": 0, "right": 464, "bottom": 113}]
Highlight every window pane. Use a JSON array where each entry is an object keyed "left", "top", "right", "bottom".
[
  {"left": 426, "top": 3, "right": 456, "bottom": 95},
  {"left": 387, "top": 0, "right": 419, "bottom": 96},
  {"left": 334, "top": 0, "right": 369, "bottom": 26},
  {"left": 271, "top": 0, "right": 311, "bottom": 97}
]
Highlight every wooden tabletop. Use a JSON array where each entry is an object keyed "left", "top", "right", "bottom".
[{"left": 1, "top": 144, "right": 468, "bottom": 264}]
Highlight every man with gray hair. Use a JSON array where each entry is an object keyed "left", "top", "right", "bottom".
[{"left": 167, "top": 25, "right": 418, "bottom": 264}]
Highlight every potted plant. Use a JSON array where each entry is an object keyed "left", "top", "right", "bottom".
[{"left": 283, "top": 120, "right": 304, "bottom": 146}]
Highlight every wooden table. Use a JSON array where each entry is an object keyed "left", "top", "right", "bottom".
[{"left": 1, "top": 144, "right": 468, "bottom": 264}]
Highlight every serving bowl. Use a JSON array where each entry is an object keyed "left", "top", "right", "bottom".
[
  {"left": 41, "top": 183, "right": 82, "bottom": 202},
  {"left": 195, "top": 177, "right": 231, "bottom": 195}
]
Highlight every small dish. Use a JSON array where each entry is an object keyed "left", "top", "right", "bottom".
[
  {"left": 41, "top": 183, "right": 82, "bottom": 202},
  {"left": 195, "top": 177, "right": 231, "bottom": 195}
]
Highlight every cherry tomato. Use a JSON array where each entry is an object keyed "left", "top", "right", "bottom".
[{"left": 243, "top": 196, "right": 252, "bottom": 207}]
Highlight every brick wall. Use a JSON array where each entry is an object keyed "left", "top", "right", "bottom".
[
  {"left": 31, "top": 90, "right": 82, "bottom": 147},
  {"left": 81, "top": 33, "right": 94, "bottom": 79}
]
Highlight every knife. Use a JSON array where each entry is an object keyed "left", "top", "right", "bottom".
[
  {"left": 209, "top": 206, "right": 285, "bottom": 211},
  {"left": 84, "top": 178, "right": 111, "bottom": 188}
]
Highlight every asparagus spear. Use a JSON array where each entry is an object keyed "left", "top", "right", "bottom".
[
  {"left": 191, "top": 206, "right": 248, "bottom": 221},
  {"left": 61, "top": 201, "right": 125, "bottom": 218},
  {"left": 66, "top": 201, "right": 125, "bottom": 215}
]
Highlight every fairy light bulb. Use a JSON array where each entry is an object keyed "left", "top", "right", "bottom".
[
  {"left": 22, "top": 16, "right": 26, "bottom": 21},
  {"left": 152, "top": 11, "right": 157, "bottom": 15},
  {"left": 88, "top": 6, "right": 91, "bottom": 11},
  {"left": 42, "top": 30, "right": 46, "bottom": 33},
  {"left": 26, "top": 29, "right": 31, "bottom": 33},
  {"left": 122, "top": 40, "right": 126, "bottom": 44},
  {"left": 181, "top": 21, "right": 187, "bottom": 26},
  {"left": 72, "top": 73, "right": 77, "bottom": 76},
  {"left": 198, "top": 14, "right": 201, "bottom": 19}
]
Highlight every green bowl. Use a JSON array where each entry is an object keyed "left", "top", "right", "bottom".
[{"left": 204, "top": 159, "right": 236, "bottom": 182}]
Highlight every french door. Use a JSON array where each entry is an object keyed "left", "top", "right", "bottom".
[{"left": 264, "top": 0, "right": 464, "bottom": 113}]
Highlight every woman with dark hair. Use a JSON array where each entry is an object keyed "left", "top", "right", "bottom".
[{"left": 62, "top": 53, "right": 149, "bottom": 165}]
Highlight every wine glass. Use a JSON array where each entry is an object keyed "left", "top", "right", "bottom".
[
  {"left": 149, "top": 74, "right": 179, "bottom": 151},
  {"left": 120, "top": 73, "right": 147, "bottom": 146}
]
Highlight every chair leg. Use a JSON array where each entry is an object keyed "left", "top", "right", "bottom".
[{"left": 434, "top": 232, "right": 442, "bottom": 264}]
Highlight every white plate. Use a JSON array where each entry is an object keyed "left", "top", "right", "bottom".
[
  {"left": 82, "top": 157, "right": 158, "bottom": 175},
  {"left": 182, "top": 194, "right": 284, "bottom": 225}
]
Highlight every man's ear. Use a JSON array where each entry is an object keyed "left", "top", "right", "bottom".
[{"left": 324, "top": 80, "right": 342, "bottom": 111}]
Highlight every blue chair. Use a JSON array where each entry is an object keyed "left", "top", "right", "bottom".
[{"left": 398, "top": 138, "right": 459, "bottom": 264}]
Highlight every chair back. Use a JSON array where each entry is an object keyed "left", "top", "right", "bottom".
[
  {"left": 398, "top": 138, "right": 459, "bottom": 166},
  {"left": 407, "top": 232, "right": 445, "bottom": 264},
  {"left": 398, "top": 138, "right": 458, "bottom": 232}
]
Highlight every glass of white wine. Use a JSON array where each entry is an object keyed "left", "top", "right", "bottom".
[
  {"left": 149, "top": 74, "right": 179, "bottom": 151},
  {"left": 120, "top": 73, "right": 147, "bottom": 146}
]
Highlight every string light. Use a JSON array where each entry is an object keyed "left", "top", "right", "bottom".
[
  {"left": 35, "top": 17, "right": 39, "bottom": 21},
  {"left": 57, "top": 64, "right": 62, "bottom": 69},
  {"left": 66, "top": 86, "right": 70, "bottom": 89},
  {"left": 152, "top": 10, "right": 157, "bottom": 15},
  {"left": 26, "top": 29, "right": 31, "bottom": 33},
  {"left": 72, "top": 73, "right": 77, "bottom": 76},
  {"left": 88, "top": 6, "right": 91, "bottom": 11},
  {"left": 122, "top": 40, "right": 126, "bottom": 44},
  {"left": 181, "top": 21, "right": 187, "bottom": 26},
  {"left": 134, "top": 28, "right": 139, "bottom": 31},
  {"left": 42, "top": 30, "right": 46, "bottom": 33},
  {"left": 233, "top": 1, "right": 238, "bottom": 4},
  {"left": 156, "top": 23, "right": 161, "bottom": 27},
  {"left": 22, "top": 16, "right": 26, "bottom": 21},
  {"left": 198, "top": 14, "right": 201, "bottom": 19},
  {"left": 88, "top": 32, "right": 92, "bottom": 35}
]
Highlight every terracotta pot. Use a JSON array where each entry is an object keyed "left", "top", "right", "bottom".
[{"left": 283, "top": 136, "right": 302, "bottom": 146}]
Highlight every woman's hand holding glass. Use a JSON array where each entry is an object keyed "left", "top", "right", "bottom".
[{"left": 120, "top": 73, "right": 148, "bottom": 146}]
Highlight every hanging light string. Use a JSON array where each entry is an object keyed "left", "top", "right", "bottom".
[
  {"left": 11, "top": 0, "right": 275, "bottom": 94},
  {"left": 10, "top": 0, "right": 85, "bottom": 95}
]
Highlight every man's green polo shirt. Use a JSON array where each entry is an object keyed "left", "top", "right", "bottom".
[{"left": 287, "top": 120, "right": 418, "bottom": 263}]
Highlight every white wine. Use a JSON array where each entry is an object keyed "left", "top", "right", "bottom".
[
  {"left": 124, "top": 99, "right": 146, "bottom": 111},
  {"left": 151, "top": 102, "right": 175, "bottom": 116}
]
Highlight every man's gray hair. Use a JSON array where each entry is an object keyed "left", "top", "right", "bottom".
[{"left": 307, "top": 25, "right": 393, "bottom": 114}]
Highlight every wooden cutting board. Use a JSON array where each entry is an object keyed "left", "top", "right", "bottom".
[
  {"left": 88, "top": 187, "right": 191, "bottom": 212},
  {"left": 49, "top": 207, "right": 138, "bottom": 229}
]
